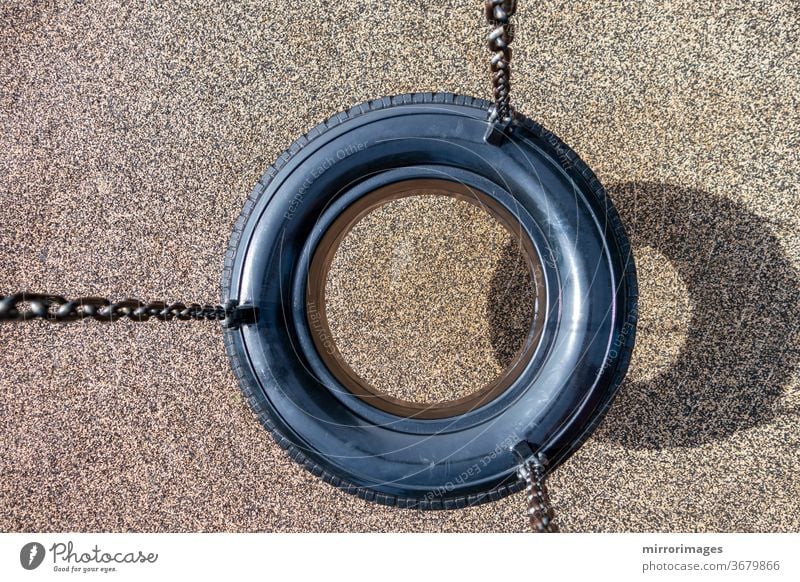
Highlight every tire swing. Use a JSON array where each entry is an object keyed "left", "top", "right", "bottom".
[
  {"left": 221, "top": 1, "right": 637, "bottom": 531},
  {"left": 0, "top": 1, "right": 637, "bottom": 532}
]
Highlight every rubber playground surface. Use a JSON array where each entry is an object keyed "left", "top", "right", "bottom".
[{"left": 1, "top": 1, "right": 798, "bottom": 531}]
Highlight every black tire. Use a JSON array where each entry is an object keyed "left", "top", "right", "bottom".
[{"left": 221, "top": 93, "right": 638, "bottom": 509}]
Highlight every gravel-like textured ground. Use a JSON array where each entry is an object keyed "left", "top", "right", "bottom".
[
  {"left": 1, "top": 0, "right": 798, "bottom": 532},
  {"left": 325, "top": 194, "right": 534, "bottom": 404}
]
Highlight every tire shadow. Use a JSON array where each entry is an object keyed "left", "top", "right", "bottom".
[{"left": 593, "top": 182, "right": 800, "bottom": 449}]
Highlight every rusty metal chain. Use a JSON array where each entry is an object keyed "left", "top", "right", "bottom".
[
  {"left": 485, "top": 0, "right": 516, "bottom": 126},
  {"left": 0, "top": 293, "right": 255, "bottom": 328},
  {"left": 517, "top": 454, "right": 558, "bottom": 533}
]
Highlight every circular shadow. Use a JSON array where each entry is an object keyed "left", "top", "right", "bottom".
[{"left": 587, "top": 182, "right": 800, "bottom": 449}]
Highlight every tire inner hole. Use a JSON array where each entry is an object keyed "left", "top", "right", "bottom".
[{"left": 321, "top": 190, "right": 538, "bottom": 406}]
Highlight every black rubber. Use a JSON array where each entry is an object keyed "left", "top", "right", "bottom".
[{"left": 221, "top": 92, "right": 638, "bottom": 509}]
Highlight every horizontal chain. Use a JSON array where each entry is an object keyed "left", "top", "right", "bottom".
[{"left": 0, "top": 293, "right": 230, "bottom": 323}]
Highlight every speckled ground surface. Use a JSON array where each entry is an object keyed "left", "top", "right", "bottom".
[
  {"left": 324, "top": 194, "right": 534, "bottom": 404},
  {"left": 1, "top": 1, "right": 798, "bottom": 532}
]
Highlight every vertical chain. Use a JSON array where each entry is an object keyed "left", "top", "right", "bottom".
[
  {"left": 517, "top": 456, "right": 558, "bottom": 533},
  {"left": 485, "top": 0, "right": 517, "bottom": 125}
]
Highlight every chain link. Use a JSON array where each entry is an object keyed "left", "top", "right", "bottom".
[
  {"left": 517, "top": 455, "right": 558, "bottom": 533},
  {"left": 485, "top": 0, "right": 516, "bottom": 125},
  {"left": 0, "top": 292, "right": 240, "bottom": 323}
]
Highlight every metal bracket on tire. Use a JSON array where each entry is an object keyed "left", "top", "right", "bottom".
[
  {"left": 484, "top": 106, "right": 515, "bottom": 145},
  {"left": 222, "top": 300, "right": 258, "bottom": 330}
]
